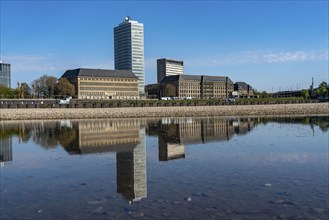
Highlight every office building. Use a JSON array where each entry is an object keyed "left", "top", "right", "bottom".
[
  {"left": 234, "top": 82, "right": 254, "bottom": 97},
  {"left": 157, "top": 58, "right": 184, "bottom": 83},
  {"left": 159, "top": 75, "right": 233, "bottom": 99},
  {"left": 114, "top": 16, "right": 145, "bottom": 94},
  {"left": 0, "top": 62, "right": 11, "bottom": 88},
  {"left": 145, "top": 83, "right": 159, "bottom": 99},
  {"left": 61, "top": 68, "right": 139, "bottom": 99}
]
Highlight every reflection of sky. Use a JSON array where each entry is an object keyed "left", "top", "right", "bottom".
[
  {"left": 1, "top": 117, "right": 328, "bottom": 220},
  {"left": 184, "top": 122, "right": 328, "bottom": 167}
]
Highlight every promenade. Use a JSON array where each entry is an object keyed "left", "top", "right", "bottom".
[{"left": 1, "top": 103, "right": 328, "bottom": 120}]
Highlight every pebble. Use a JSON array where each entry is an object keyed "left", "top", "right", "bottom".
[
  {"left": 1, "top": 103, "right": 328, "bottom": 120},
  {"left": 128, "top": 211, "right": 144, "bottom": 217},
  {"left": 87, "top": 200, "right": 106, "bottom": 205}
]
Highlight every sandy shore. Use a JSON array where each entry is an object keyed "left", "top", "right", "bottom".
[{"left": 1, "top": 103, "right": 328, "bottom": 121}]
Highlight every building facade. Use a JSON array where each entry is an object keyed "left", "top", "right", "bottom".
[
  {"left": 0, "top": 62, "right": 11, "bottom": 88},
  {"left": 114, "top": 16, "right": 145, "bottom": 94},
  {"left": 145, "top": 83, "right": 159, "bottom": 99},
  {"left": 159, "top": 75, "right": 233, "bottom": 99},
  {"left": 61, "top": 68, "right": 139, "bottom": 99},
  {"left": 157, "top": 58, "right": 184, "bottom": 83},
  {"left": 234, "top": 82, "right": 254, "bottom": 97}
]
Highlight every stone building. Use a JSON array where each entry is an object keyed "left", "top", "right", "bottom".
[
  {"left": 234, "top": 82, "right": 254, "bottom": 97},
  {"left": 61, "top": 68, "right": 139, "bottom": 99},
  {"left": 201, "top": 76, "right": 234, "bottom": 99},
  {"left": 159, "top": 75, "right": 233, "bottom": 99}
]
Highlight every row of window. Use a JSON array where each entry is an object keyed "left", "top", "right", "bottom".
[
  {"left": 80, "top": 78, "right": 136, "bottom": 82},
  {"left": 80, "top": 92, "right": 138, "bottom": 96},
  {"left": 80, "top": 87, "right": 138, "bottom": 91},
  {"left": 80, "top": 82, "right": 138, "bottom": 87}
]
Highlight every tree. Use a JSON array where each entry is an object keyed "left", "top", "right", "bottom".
[
  {"left": 259, "top": 91, "right": 269, "bottom": 98},
  {"left": 32, "top": 75, "right": 48, "bottom": 98},
  {"left": 32, "top": 75, "right": 58, "bottom": 98},
  {"left": 165, "top": 84, "right": 176, "bottom": 97},
  {"left": 55, "top": 78, "right": 75, "bottom": 97},
  {"left": 301, "top": 89, "right": 309, "bottom": 100},
  {"left": 45, "top": 76, "right": 57, "bottom": 98},
  {"left": 316, "top": 81, "right": 328, "bottom": 97},
  {"left": 0, "top": 85, "right": 17, "bottom": 98},
  {"left": 20, "top": 82, "right": 31, "bottom": 98}
]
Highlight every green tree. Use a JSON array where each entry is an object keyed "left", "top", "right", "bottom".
[
  {"left": 301, "top": 89, "right": 310, "bottom": 100},
  {"left": 0, "top": 85, "right": 17, "bottom": 98},
  {"left": 260, "top": 91, "right": 269, "bottom": 98},
  {"left": 313, "top": 81, "right": 327, "bottom": 97},
  {"left": 317, "top": 81, "right": 327, "bottom": 97},
  {"left": 55, "top": 78, "right": 75, "bottom": 97}
]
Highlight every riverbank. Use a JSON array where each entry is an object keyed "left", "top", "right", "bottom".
[{"left": 1, "top": 103, "right": 328, "bottom": 120}]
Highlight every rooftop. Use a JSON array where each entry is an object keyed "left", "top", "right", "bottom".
[
  {"left": 61, "top": 68, "right": 138, "bottom": 79},
  {"left": 161, "top": 74, "right": 232, "bottom": 83}
]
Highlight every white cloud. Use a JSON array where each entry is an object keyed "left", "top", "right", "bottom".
[
  {"left": 185, "top": 49, "right": 329, "bottom": 66},
  {"left": 3, "top": 54, "right": 114, "bottom": 73},
  {"left": 3, "top": 54, "right": 58, "bottom": 72}
]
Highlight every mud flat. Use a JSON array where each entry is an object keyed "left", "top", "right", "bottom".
[{"left": 1, "top": 103, "right": 328, "bottom": 121}]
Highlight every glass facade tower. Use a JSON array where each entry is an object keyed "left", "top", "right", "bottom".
[
  {"left": 0, "top": 63, "right": 11, "bottom": 88},
  {"left": 114, "top": 16, "right": 145, "bottom": 94}
]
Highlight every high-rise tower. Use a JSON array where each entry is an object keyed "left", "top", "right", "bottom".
[
  {"left": 114, "top": 16, "right": 144, "bottom": 94},
  {"left": 157, "top": 58, "right": 184, "bottom": 83}
]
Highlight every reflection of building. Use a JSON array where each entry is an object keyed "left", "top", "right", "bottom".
[
  {"left": 159, "top": 75, "right": 234, "bottom": 99},
  {"left": 154, "top": 117, "right": 257, "bottom": 162},
  {"left": 77, "top": 120, "right": 141, "bottom": 154},
  {"left": 61, "top": 68, "right": 139, "bottom": 99},
  {"left": 0, "top": 62, "right": 11, "bottom": 88},
  {"left": 233, "top": 118, "right": 256, "bottom": 135},
  {"left": 60, "top": 120, "right": 147, "bottom": 203},
  {"left": 159, "top": 138, "right": 185, "bottom": 161},
  {"left": 0, "top": 138, "right": 13, "bottom": 165},
  {"left": 117, "top": 127, "right": 147, "bottom": 202},
  {"left": 114, "top": 16, "right": 145, "bottom": 94},
  {"left": 157, "top": 58, "right": 184, "bottom": 83}
]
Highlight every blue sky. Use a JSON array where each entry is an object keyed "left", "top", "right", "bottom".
[{"left": 1, "top": 0, "right": 328, "bottom": 91}]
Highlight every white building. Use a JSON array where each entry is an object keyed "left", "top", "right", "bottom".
[
  {"left": 157, "top": 58, "right": 184, "bottom": 83},
  {"left": 114, "top": 16, "right": 145, "bottom": 94}
]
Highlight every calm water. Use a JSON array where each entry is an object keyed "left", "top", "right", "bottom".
[{"left": 0, "top": 116, "right": 328, "bottom": 220}]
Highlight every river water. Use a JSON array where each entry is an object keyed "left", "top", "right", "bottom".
[{"left": 0, "top": 116, "right": 328, "bottom": 220}]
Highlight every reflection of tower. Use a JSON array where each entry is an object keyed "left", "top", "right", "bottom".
[
  {"left": 158, "top": 138, "right": 185, "bottom": 161},
  {"left": 116, "top": 127, "right": 147, "bottom": 203},
  {"left": 0, "top": 138, "right": 13, "bottom": 166}
]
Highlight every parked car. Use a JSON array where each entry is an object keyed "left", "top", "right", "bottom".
[{"left": 58, "top": 97, "right": 72, "bottom": 104}]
